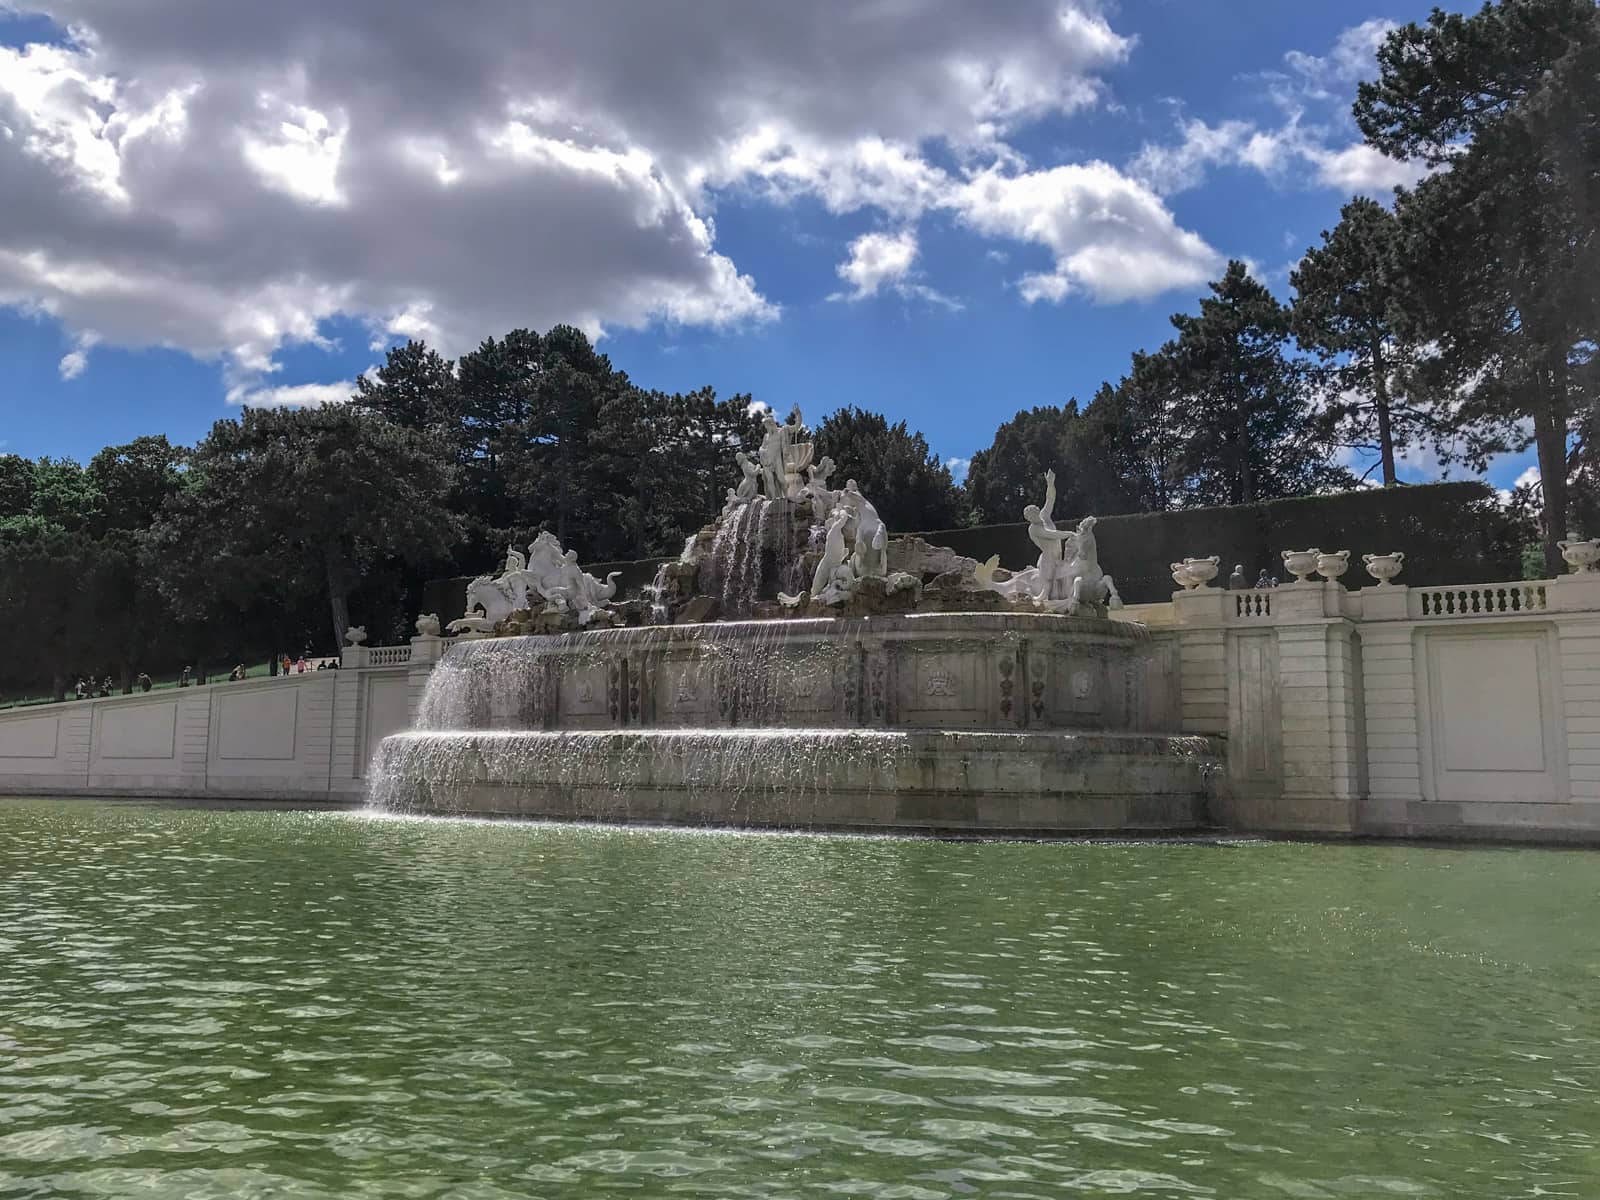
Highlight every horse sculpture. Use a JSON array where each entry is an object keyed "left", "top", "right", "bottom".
[{"left": 1060, "top": 516, "right": 1122, "bottom": 616}]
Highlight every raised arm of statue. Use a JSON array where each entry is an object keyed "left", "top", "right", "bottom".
[{"left": 1040, "top": 469, "right": 1057, "bottom": 531}]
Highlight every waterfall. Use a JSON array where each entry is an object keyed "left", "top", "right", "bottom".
[
  {"left": 701, "top": 497, "right": 772, "bottom": 617},
  {"left": 645, "top": 562, "right": 672, "bottom": 625}
]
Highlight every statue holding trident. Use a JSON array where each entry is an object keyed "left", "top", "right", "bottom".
[
  {"left": 756, "top": 405, "right": 815, "bottom": 501},
  {"left": 757, "top": 412, "right": 789, "bottom": 499}
]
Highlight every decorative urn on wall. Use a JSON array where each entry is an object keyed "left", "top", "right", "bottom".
[
  {"left": 1181, "top": 556, "right": 1220, "bottom": 587},
  {"left": 1557, "top": 533, "right": 1599, "bottom": 574},
  {"left": 1315, "top": 550, "right": 1351, "bottom": 582},
  {"left": 1281, "top": 548, "right": 1321, "bottom": 582},
  {"left": 1170, "top": 562, "right": 1199, "bottom": 590},
  {"left": 1362, "top": 552, "right": 1405, "bottom": 586}
]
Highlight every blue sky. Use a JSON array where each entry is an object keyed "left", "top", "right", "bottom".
[{"left": 0, "top": 1, "right": 1536, "bottom": 491}]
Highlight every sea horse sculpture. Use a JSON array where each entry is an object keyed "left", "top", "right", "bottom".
[
  {"left": 1061, "top": 516, "right": 1122, "bottom": 616},
  {"left": 448, "top": 532, "right": 622, "bottom": 633},
  {"left": 979, "top": 471, "right": 1120, "bottom": 614}
]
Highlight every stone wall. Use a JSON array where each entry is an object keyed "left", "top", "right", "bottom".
[
  {"left": 0, "top": 638, "right": 443, "bottom": 802},
  {"left": 1169, "top": 571, "right": 1600, "bottom": 843}
]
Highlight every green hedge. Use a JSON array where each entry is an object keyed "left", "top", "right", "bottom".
[{"left": 923, "top": 481, "right": 1529, "bottom": 604}]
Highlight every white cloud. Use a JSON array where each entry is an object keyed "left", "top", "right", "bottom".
[
  {"left": 227, "top": 378, "right": 355, "bottom": 407},
  {"left": 944, "top": 455, "right": 971, "bottom": 485},
  {"left": 0, "top": 0, "right": 1212, "bottom": 405},
  {"left": 954, "top": 162, "right": 1222, "bottom": 302},
  {"left": 1283, "top": 19, "right": 1397, "bottom": 97},
  {"left": 57, "top": 328, "right": 98, "bottom": 379},
  {"left": 1129, "top": 116, "right": 1254, "bottom": 194},
  {"left": 1129, "top": 21, "right": 1426, "bottom": 198},
  {"left": 1309, "top": 142, "right": 1428, "bottom": 192},
  {"left": 828, "top": 228, "right": 961, "bottom": 310}
]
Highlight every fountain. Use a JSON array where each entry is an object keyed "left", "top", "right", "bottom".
[{"left": 371, "top": 407, "right": 1219, "bottom": 834}]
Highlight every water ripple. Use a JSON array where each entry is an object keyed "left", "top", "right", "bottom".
[{"left": 1, "top": 799, "right": 1596, "bottom": 1197}]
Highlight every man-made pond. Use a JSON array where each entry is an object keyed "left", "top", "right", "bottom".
[{"left": 1, "top": 798, "right": 1596, "bottom": 1197}]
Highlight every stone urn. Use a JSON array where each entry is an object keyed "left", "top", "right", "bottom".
[
  {"left": 1181, "top": 556, "right": 1220, "bottom": 587},
  {"left": 1170, "top": 561, "right": 1199, "bottom": 590},
  {"left": 1315, "top": 550, "right": 1351, "bottom": 582},
  {"left": 1281, "top": 548, "right": 1321, "bottom": 582},
  {"left": 1558, "top": 534, "right": 1600, "bottom": 574},
  {"left": 1362, "top": 551, "right": 1405, "bottom": 586}
]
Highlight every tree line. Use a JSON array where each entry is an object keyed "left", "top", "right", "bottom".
[{"left": 1, "top": 0, "right": 1593, "bottom": 700}]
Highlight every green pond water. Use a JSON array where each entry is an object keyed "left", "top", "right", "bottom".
[{"left": 1, "top": 800, "right": 1597, "bottom": 1198}]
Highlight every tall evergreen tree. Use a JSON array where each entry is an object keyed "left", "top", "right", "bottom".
[
  {"left": 352, "top": 341, "right": 460, "bottom": 432},
  {"left": 1291, "top": 198, "right": 1463, "bottom": 486},
  {"left": 1162, "top": 261, "right": 1346, "bottom": 507},
  {"left": 963, "top": 404, "right": 1093, "bottom": 524},
  {"left": 1355, "top": 0, "right": 1600, "bottom": 569},
  {"left": 1079, "top": 353, "right": 1189, "bottom": 513},
  {"left": 146, "top": 407, "right": 461, "bottom": 650},
  {"left": 813, "top": 407, "right": 966, "bottom": 532}
]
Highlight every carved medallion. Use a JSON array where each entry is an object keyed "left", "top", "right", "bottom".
[{"left": 924, "top": 659, "right": 958, "bottom": 698}]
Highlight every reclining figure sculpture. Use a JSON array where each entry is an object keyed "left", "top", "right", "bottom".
[{"left": 448, "top": 532, "right": 621, "bottom": 635}]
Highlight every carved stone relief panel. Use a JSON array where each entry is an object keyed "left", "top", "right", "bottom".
[
  {"left": 895, "top": 642, "right": 988, "bottom": 728},
  {"left": 555, "top": 658, "right": 612, "bottom": 730},
  {"left": 653, "top": 651, "right": 725, "bottom": 728}
]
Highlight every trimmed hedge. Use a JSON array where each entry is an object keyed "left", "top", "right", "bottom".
[
  {"left": 423, "top": 482, "right": 1530, "bottom": 618},
  {"left": 923, "top": 481, "right": 1529, "bottom": 604}
]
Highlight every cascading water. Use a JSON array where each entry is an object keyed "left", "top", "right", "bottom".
[
  {"left": 367, "top": 399, "right": 1219, "bottom": 834},
  {"left": 367, "top": 610, "right": 1220, "bottom": 833},
  {"left": 645, "top": 562, "right": 672, "bottom": 625}
]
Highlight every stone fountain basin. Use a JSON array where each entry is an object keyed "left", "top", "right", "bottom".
[
  {"left": 372, "top": 727, "right": 1220, "bottom": 835},
  {"left": 420, "top": 610, "right": 1176, "bottom": 735}
]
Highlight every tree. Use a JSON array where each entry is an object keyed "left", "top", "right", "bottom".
[
  {"left": 1078, "top": 355, "right": 1188, "bottom": 512},
  {"left": 1160, "top": 261, "right": 1347, "bottom": 507},
  {"left": 812, "top": 406, "right": 966, "bottom": 531},
  {"left": 145, "top": 407, "right": 462, "bottom": 651},
  {"left": 352, "top": 340, "right": 460, "bottom": 432},
  {"left": 1291, "top": 198, "right": 1462, "bottom": 486},
  {"left": 964, "top": 404, "right": 1090, "bottom": 525},
  {"left": 1355, "top": 0, "right": 1600, "bottom": 570},
  {"left": 90, "top": 437, "right": 187, "bottom": 690},
  {"left": 592, "top": 386, "right": 763, "bottom": 559}
]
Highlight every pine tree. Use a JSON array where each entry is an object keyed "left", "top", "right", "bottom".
[
  {"left": 1162, "top": 261, "right": 1346, "bottom": 507},
  {"left": 1291, "top": 198, "right": 1462, "bottom": 486},
  {"left": 1355, "top": 0, "right": 1600, "bottom": 569}
]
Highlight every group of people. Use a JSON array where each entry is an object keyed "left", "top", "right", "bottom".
[
  {"left": 1227, "top": 565, "right": 1281, "bottom": 590},
  {"left": 72, "top": 671, "right": 153, "bottom": 699},
  {"left": 64, "top": 656, "right": 334, "bottom": 700}
]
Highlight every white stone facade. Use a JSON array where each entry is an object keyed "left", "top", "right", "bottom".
[
  {"left": 1153, "top": 572, "right": 1600, "bottom": 841},
  {"left": 0, "top": 636, "right": 443, "bottom": 802}
]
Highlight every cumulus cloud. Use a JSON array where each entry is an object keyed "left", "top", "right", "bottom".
[
  {"left": 1129, "top": 20, "right": 1426, "bottom": 198},
  {"left": 944, "top": 455, "right": 971, "bottom": 485},
  {"left": 229, "top": 378, "right": 357, "bottom": 407},
  {"left": 830, "top": 228, "right": 960, "bottom": 309},
  {"left": 57, "top": 329, "right": 98, "bottom": 379},
  {"left": 832, "top": 230, "right": 919, "bottom": 300},
  {"left": 954, "top": 162, "right": 1222, "bottom": 303},
  {"left": 0, "top": 0, "right": 1220, "bottom": 404}
]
